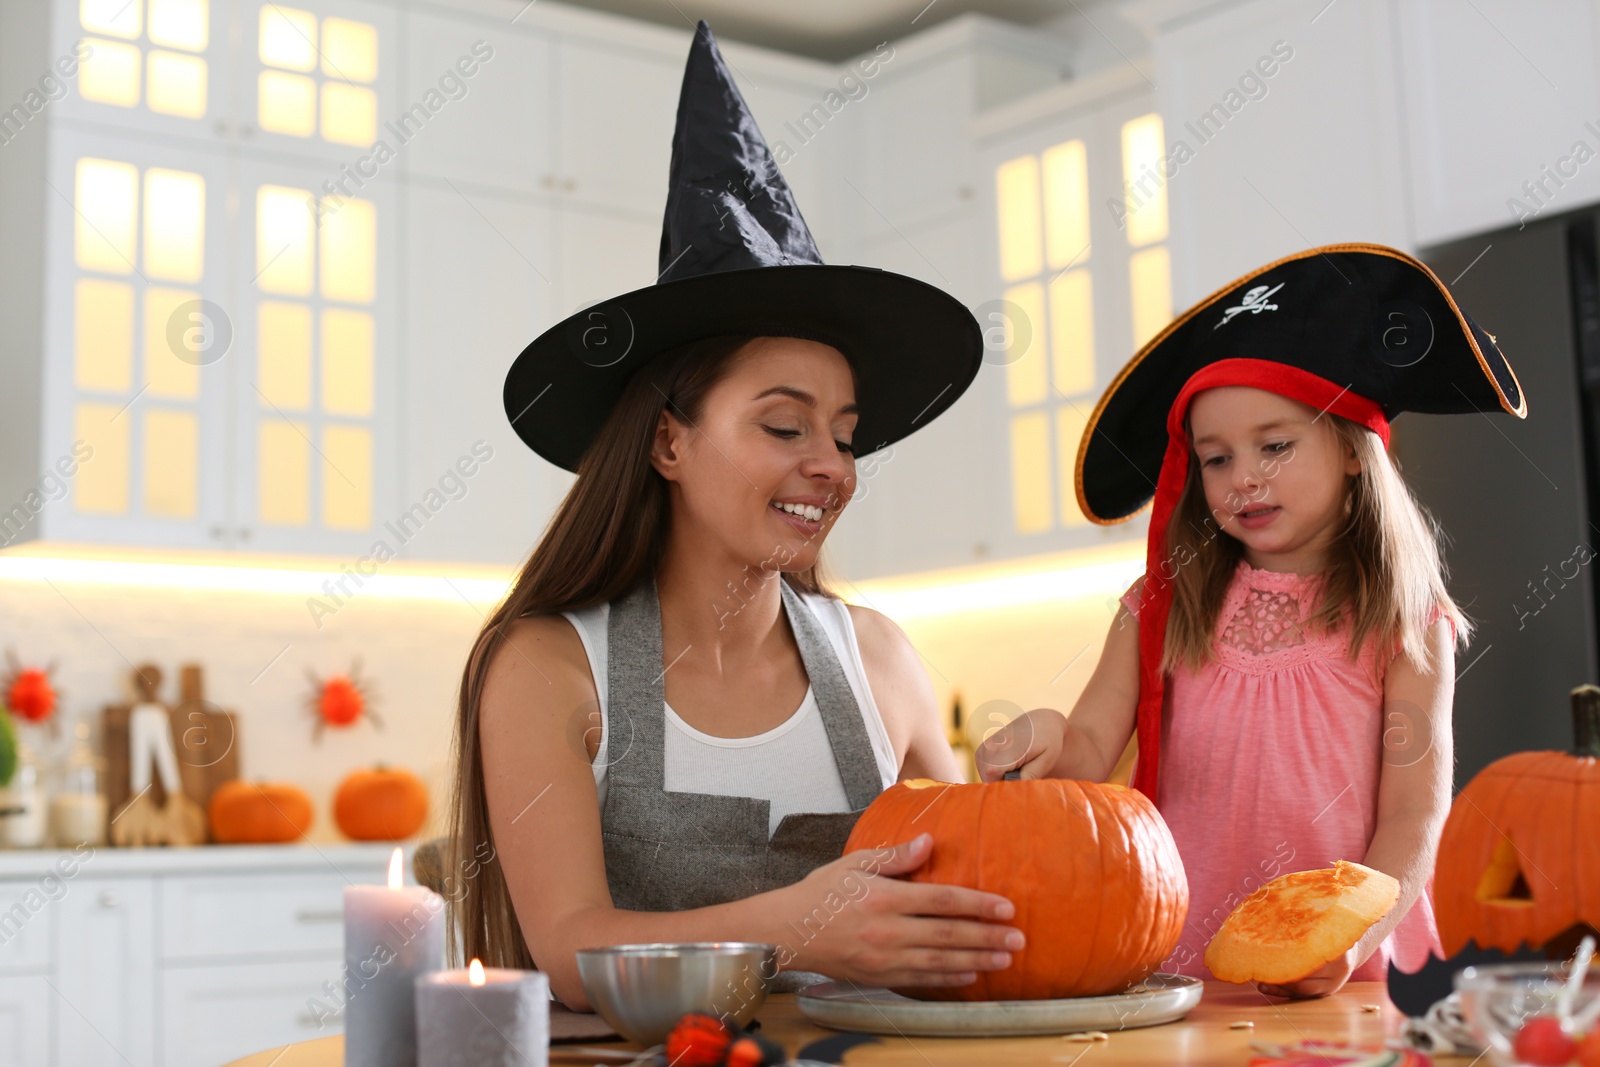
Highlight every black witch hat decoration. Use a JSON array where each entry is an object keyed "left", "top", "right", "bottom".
[{"left": 503, "top": 21, "right": 983, "bottom": 472}]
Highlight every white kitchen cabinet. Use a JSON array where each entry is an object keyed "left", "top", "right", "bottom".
[
  {"left": 0, "top": 978, "right": 51, "bottom": 1067},
  {"left": 555, "top": 38, "right": 683, "bottom": 217},
  {"left": 47, "top": 0, "right": 238, "bottom": 143},
  {"left": 400, "top": 7, "right": 555, "bottom": 193},
  {"left": 1150, "top": 0, "right": 1410, "bottom": 305},
  {"left": 399, "top": 182, "right": 559, "bottom": 563},
  {"left": 49, "top": 0, "right": 399, "bottom": 164},
  {"left": 1396, "top": 0, "right": 1600, "bottom": 247},
  {"left": 161, "top": 958, "right": 347, "bottom": 1067},
  {"left": 56, "top": 877, "right": 156, "bottom": 1067},
  {"left": 0, "top": 843, "right": 395, "bottom": 1067}
]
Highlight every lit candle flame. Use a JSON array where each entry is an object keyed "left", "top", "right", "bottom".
[
  {"left": 469, "top": 959, "right": 486, "bottom": 986},
  {"left": 387, "top": 847, "right": 403, "bottom": 890}
]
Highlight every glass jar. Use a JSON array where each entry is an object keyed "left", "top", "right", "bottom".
[
  {"left": 52, "top": 720, "right": 106, "bottom": 847},
  {"left": 1, "top": 741, "right": 48, "bottom": 848}
]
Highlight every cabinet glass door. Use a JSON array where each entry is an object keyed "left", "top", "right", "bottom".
[
  {"left": 42, "top": 126, "right": 232, "bottom": 549},
  {"left": 233, "top": 157, "right": 396, "bottom": 554}
]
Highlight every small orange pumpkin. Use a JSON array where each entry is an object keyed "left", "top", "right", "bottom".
[
  {"left": 1433, "top": 683, "right": 1600, "bottom": 956},
  {"left": 209, "top": 780, "right": 314, "bottom": 844},
  {"left": 334, "top": 765, "right": 428, "bottom": 841},
  {"left": 844, "top": 777, "right": 1188, "bottom": 1001}
]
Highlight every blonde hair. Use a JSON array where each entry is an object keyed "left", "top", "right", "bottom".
[{"left": 1157, "top": 410, "right": 1471, "bottom": 678}]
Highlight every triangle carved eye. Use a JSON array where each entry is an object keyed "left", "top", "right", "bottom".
[{"left": 1474, "top": 835, "right": 1537, "bottom": 907}]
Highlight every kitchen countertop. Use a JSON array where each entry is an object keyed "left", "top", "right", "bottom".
[
  {"left": 0, "top": 841, "right": 401, "bottom": 878},
  {"left": 222, "top": 980, "right": 1474, "bottom": 1065}
]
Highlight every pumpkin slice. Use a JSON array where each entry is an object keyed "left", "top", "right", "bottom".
[{"left": 1205, "top": 860, "right": 1400, "bottom": 984}]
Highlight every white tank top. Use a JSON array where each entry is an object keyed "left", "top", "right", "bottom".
[{"left": 560, "top": 592, "right": 899, "bottom": 837}]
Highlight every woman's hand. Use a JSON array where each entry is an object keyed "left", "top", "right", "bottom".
[
  {"left": 783, "top": 833, "right": 1024, "bottom": 989},
  {"left": 1255, "top": 948, "right": 1356, "bottom": 999},
  {"left": 974, "top": 709, "right": 1066, "bottom": 781}
]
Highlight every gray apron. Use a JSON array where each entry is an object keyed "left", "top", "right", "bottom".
[{"left": 599, "top": 576, "right": 884, "bottom": 992}]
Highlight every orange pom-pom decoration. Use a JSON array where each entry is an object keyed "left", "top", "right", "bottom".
[
  {"left": 6, "top": 668, "right": 56, "bottom": 724},
  {"left": 664, "top": 1013, "right": 733, "bottom": 1067}
]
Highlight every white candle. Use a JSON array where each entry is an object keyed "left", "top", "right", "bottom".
[
  {"left": 416, "top": 959, "right": 550, "bottom": 1067},
  {"left": 343, "top": 847, "right": 446, "bottom": 1067}
]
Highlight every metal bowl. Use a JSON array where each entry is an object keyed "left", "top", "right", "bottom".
[{"left": 575, "top": 942, "right": 779, "bottom": 1046}]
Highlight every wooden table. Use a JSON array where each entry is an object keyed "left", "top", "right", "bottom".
[{"left": 222, "top": 981, "right": 1473, "bottom": 1065}]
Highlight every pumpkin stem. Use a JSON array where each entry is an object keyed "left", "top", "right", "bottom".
[{"left": 1571, "top": 684, "right": 1600, "bottom": 758}]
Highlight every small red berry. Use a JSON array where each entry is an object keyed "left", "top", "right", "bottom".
[
  {"left": 1575, "top": 1027, "right": 1600, "bottom": 1067},
  {"left": 664, "top": 1012, "right": 733, "bottom": 1067},
  {"left": 1514, "top": 1016, "right": 1577, "bottom": 1066}
]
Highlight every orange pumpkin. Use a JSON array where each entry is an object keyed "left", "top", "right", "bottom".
[
  {"left": 334, "top": 765, "right": 428, "bottom": 841},
  {"left": 1434, "top": 683, "right": 1600, "bottom": 956},
  {"left": 209, "top": 781, "right": 314, "bottom": 843},
  {"left": 844, "top": 777, "right": 1188, "bottom": 1001}
]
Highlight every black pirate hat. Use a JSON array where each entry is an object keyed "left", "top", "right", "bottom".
[
  {"left": 1075, "top": 243, "right": 1528, "bottom": 803},
  {"left": 503, "top": 22, "right": 983, "bottom": 472},
  {"left": 1077, "top": 243, "right": 1525, "bottom": 525}
]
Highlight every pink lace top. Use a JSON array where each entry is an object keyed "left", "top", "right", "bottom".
[{"left": 1120, "top": 557, "right": 1450, "bottom": 980}]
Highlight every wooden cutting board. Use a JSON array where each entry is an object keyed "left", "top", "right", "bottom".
[{"left": 103, "top": 663, "right": 239, "bottom": 843}]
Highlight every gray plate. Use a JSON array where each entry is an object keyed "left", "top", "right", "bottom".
[{"left": 795, "top": 973, "right": 1204, "bottom": 1038}]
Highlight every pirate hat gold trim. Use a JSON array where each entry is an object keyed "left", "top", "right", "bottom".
[{"left": 1075, "top": 243, "right": 1527, "bottom": 527}]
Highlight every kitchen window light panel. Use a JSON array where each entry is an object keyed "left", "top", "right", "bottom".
[
  {"left": 69, "top": 152, "right": 211, "bottom": 524},
  {"left": 78, "top": 0, "right": 210, "bottom": 116},
  {"left": 993, "top": 136, "right": 1099, "bottom": 537},
  {"left": 81, "top": 0, "right": 142, "bottom": 39},
  {"left": 75, "top": 279, "right": 136, "bottom": 394},
  {"left": 254, "top": 187, "right": 378, "bottom": 533},
  {"left": 257, "top": 7, "right": 381, "bottom": 147},
  {"left": 79, "top": 39, "right": 142, "bottom": 108},
  {"left": 147, "top": 0, "right": 208, "bottom": 50}
]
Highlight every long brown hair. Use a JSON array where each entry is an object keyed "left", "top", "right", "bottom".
[
  {"left": 446, "top": 334, "right": 842, "bottom": 967},
  {"left": 1158, "top": 411, "right": 1471, "bottom": 678}
]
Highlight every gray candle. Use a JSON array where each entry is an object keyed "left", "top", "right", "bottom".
[
  {"left": 416, "top": 962, "right": 550, "bottom": 1067},
  {"left": 343, "top": 848, "right": 446, "bottom": 1067}
]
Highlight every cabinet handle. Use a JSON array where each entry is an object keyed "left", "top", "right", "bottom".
[
  {"left": 539, "top": 174, "right": 556, "bottom": 190},
  {"left": 210, "top": 523, "right": 228, "bottom": 540},
  {"left": 561, "top": 177, "right": 576, "bottom": 192},
  {"left": 98, "top": 891, "right": 119, "bottom": 909},
  {"left": 295, "top": 908, "right": 343, "bottom": 923},
  {"left": 297, "top": 1011, "right": 336, "bottom": 1028},
  {"left": 237, "top": 526, "right": 252, "bottom": 542}
]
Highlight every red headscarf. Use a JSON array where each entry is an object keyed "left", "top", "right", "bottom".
[{"left": 1130, "top": 358, "right": 1392, "bottom": 803}]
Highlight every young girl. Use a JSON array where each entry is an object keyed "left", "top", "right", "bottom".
[{"left": 977, "top": 245, "right": 1527, "bottom": 998}]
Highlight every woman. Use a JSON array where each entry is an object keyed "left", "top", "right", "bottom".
[{"left": 445, "top": 23, "right": 1023, "bottom": 1011}]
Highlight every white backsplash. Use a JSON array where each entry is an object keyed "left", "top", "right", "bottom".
[{"left": 0, "top": 575, "right": 480, "bottom": 844}]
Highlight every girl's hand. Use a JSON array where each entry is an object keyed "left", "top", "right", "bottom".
[
  {"left": 974, "top": 709, "right": 1066, "bottom": 781},
  {"left": 1255, "top": 948, "right": 1356, "bottom": 999},
  {"left": 785, "top": 833, "right": 1024, "bottom": 989}
]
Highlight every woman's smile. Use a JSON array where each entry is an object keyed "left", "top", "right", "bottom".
[{"left": 769, "top": 497, "right": 828, "bottom": 534}]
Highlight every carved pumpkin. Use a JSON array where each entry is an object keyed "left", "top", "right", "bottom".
[
  {"left": 1205, "top": 860, "right": 1399, "bottom": 984},
  {"left": 334, "top": 765, "right": 428, "bottom": 841},
  {"left": 209, "top": 781, "right": 314, "bottom": 843},
  {"left": 1434, "top": 684, "right": 1600, "bottom": 956},
  {"left": 843, "top": 777, "right": 1188, "bottom": 1001}
]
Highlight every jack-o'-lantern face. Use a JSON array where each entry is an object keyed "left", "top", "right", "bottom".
[{"left": 1433, "top": 687, "right": 1600, "bottom": 956}]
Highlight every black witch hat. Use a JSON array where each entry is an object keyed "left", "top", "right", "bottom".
[{"left": 503, "top": 21, "right": 982, "bottom": 472}]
